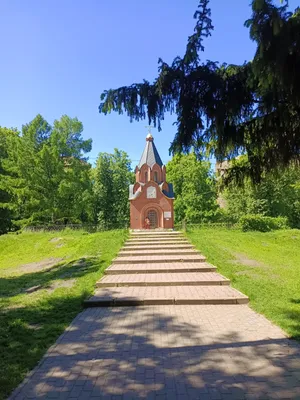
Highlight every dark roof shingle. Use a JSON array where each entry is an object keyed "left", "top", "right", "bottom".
[{"left": 138, "top": 137, "right": 163, "bottom": 168}]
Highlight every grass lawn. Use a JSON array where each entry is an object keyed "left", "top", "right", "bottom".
[
  {"left": 0, "top": 229, "right": 127, "bottom": 400},
  {"left": 186, "top": 227, "right": 300, "bottom": 341}
]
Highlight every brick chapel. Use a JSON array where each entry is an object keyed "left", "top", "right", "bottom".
[{"left": 129, "top": 133, "right": 174, "bottom": 230}]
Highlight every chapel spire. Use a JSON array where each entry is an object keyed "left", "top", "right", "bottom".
[{"left": 138, "top": 134, "right": 163, "bottom": 169}]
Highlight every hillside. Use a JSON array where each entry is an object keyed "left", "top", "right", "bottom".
[
  {"left": 187, "top": 227, "right": 300, "bottom": 340},
  {"left": 0, "top": 229, "right": 126, "bottom": 400}
]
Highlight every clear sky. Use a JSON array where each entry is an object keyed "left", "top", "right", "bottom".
[{"left": 0, "top": 0, "right": 298, "bottom": 168}]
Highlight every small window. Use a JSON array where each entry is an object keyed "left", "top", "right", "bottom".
[
  {"left": 145, "top": 171, "right": 148, "bottom": 183},
  {"left": 154, "top": 171, "right": 158, "bottom": 182}
]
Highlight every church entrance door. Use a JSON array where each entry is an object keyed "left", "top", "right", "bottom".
[{"left": 147, "top": 210, "right": 158, "bottom": 229}]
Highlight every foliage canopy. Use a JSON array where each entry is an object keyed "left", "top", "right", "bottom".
[
  {"left": 167, "top": 153, "right": 218, "bottom": 223},
  {"left": 222, "top": 157, "right": 300, "bottom": 228},
  {"left": 0, "top": 115, "right": 93, "bottom": 228},
  {"left": 0, "top": 115, "right": 133, "bottom": 233},
  {"left": 93, "top": 149, "right": 134, "bottom": 229},
  {"left": 99, "top": 0, "right": 300, "bottom": 182}
]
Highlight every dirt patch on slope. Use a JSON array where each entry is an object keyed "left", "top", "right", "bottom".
[
  {"left": 17, "top": 258, "right": 64, "bottom": 274},
  {"left": 49, "top": 237, "right": 64, "bottom": 248},
  {"left": 235, "top": 270, "right": 261, "bottom": 279},
  {"left": 49, "top": 237, "right": 63, "bottom": 243},
  {"left": 24, "top": 279, "right": 76, "bottom": 295},
  {"left": 232, "top": 252, "right": 266, "bottom": 268},
  {"left": 47, "top": 279, "right": 76, "bottom": 292}
]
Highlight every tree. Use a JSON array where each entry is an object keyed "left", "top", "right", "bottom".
[
  {"left": 1, "top": 115, "right": 93, "bottom": 227},
  {"left": 93, "top": 149, "right": 134, "bottom": 229},
  {"left": 167, "top": 153, "right": 218, "bottom": 223},
  {"left": 48, "top": 115, "right": 93, "bottom": 223},
  {"left": 0, "top": 127, "right": 18, "bottom": 233},
  {"left": 223, "top": 159, "right": 300, "bottom": 227},
  {"left": 99, "top": 0, "right": 300, "bottom": 182}
]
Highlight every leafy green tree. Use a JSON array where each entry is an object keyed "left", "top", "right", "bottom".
[
  {"left": 99, "top": 0, "right": 300, "bottom": 182},
  {"left": 223, "top": 161, "right": 300, "bottom": 227},
  {"left": 93, "top": 153, "right": 114, "bottom": 228},
  {"left": 1, "top": 115, "right": 93, "bottom": 227},
  {"left": 50, "top": 115, "right": 92, "bottom": 159},
  {"left": 167, "top": 153, "right": 219, "bottom": 223},
  {"left": 0, "top": 127, "right": 18, "bottom": 233},
  {"left": 48, "top": 115, "right": 93, "bottom": 223},
  {"left": 93, "top": 149, "right": 134, "bottom": 229}
]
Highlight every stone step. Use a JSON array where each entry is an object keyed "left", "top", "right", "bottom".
[
  {"left": 122, "top": 244, "right": 195, "bottom": 250},
  {"left": 84, "top": 286, "right": 249, "bottom": 307},
  {"left": 96, "top": 272, "right": 230, "bottom": 287},
  {"left": 130, "top": 231, "right": 181, "bottom": 235},
  {"left": 128, "top": 237, "right": 186, "bottom": 242},
  {"left": 105, "top": 262, "right": 217, "bottom": 274},
  {"left": 113, "top": 254, "right": 206, "bottom": 264},
  {"left": 118, "top": 249, "right": 198, "bottom": 257},
  {"left": 126, "top": 238, "right": 188, "bottom": 243},
  {"left": 130, "top": 234, "right": 184, "bottom": 239}
]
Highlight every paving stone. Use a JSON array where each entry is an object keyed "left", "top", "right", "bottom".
[
  {"left": 84, "top": 286, "right": 248, "bottom": 306},
  {"left": 122, "top": 244, "right": 194, "bottom": 250},
  {"left": 113, "top": 254, "right": 206, "bottom": 264},
  {"left": 105, "top": 262, "right": 217, "bottom": 274},
  {"left": 126, "top": 238, "right": 187, "bottom": 243},
  {"left": 130, "top": 231, "right": 182, "bottom": 236},
  {"left": 9, "top": 305, "right": 300, "bottom": 400},
  {"left": 129, "top": 237, "right": 185, "bottom": 243},
  {"left": 118, "top": 248, "right": 198, "bottom": 256},
  {"left": 97, "top": 272, "right": 230, "bottom": 287}
]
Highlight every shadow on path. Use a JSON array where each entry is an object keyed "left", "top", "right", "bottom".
[{"left": 9, "top": 304, "right": 300, "bottom": 400}]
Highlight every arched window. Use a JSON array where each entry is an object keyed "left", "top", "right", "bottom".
[
  {"left": 145, "top": 171, "right": 148, "bottom": 183},
  {"left": 154, "top": 171, "right": 158, "bottom": 183}
]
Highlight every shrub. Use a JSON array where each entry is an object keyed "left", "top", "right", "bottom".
[
  {"left": 215, "top": 208, "right": 239, "bottom": 224},
  {"left": 240, "top": 215, "right": 289, "bottom": 232}
]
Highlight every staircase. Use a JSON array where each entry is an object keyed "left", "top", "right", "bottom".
[{"left": 84, "top": 231, "right": 248, "bottom": 307}]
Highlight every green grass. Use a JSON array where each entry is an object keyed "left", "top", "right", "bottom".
[
  {"left": 0, "top": 229, "right": 127, "bottom": 400},
  {"left": 186, "top": 227, "right": 300, "bottom": 341}
]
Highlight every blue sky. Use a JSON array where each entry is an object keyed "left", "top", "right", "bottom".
[{"left": 0, "top": 0, "right": 298, "bottom": 168}]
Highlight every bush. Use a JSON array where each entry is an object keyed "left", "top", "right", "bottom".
[
  {"left": 240, "top": 215, "right": 289, "bottom": 232},
  {"left": 215, "top": 208, "right": 239, "bottom": 224}
]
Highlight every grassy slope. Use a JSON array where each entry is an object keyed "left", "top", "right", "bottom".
[
  {"left": 0, "top": 229, "right": 127, "bottom": 400},
  {"left": 186, "top": 227, "right": 300, "bottom": 340}
]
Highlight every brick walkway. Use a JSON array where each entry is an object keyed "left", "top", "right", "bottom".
[
  {"left": 10, "top": 306, "right": 300, "bottom": 399},
  {"left": 9, "top": 231, "right": 300, "bottom": 399},
  {"left": 97, "top": 272, "right": 230, "bottom": 287}
]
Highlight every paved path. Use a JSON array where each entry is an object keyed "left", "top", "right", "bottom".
[
  {"left": 10, "top": 231, "right": 300, "bottom": 399},
  {"left": 10, "top": 306, "right": 300, "bottom": 399}
]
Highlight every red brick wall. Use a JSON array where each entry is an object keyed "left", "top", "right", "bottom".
[{"left": 130, "top": 181, "right": 174, "bottom": 229}]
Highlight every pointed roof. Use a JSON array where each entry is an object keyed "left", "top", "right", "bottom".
[{"left": 138, "top": 134, "right": 163, "bottom": 169}]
